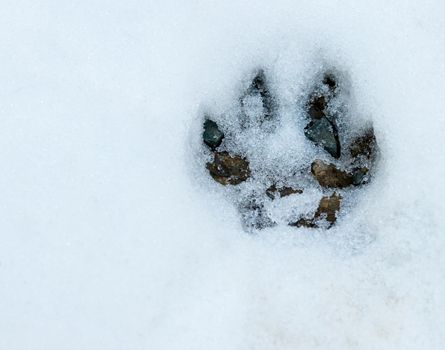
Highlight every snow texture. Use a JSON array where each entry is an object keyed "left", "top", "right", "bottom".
[{"left": 1, "top": 0, "right": 445, "bottom": 349}]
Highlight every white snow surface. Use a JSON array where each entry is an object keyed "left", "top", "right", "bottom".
[{"left": 1, "top": 0, "right": 445, "bottom": 349}]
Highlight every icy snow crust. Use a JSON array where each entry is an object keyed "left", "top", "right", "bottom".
[{"left": 1, "top": 0, "right": 445, "bottom": 349}]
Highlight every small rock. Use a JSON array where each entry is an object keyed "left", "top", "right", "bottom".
[
  {"left": 290, "top": 192, "right": 341, "bottom": 228},
  {"left": 314, "top": 192, "right": 341, "bottom": 225},
  {"left": 308, "top": 95, "right": 326, "bottom": 119},
  {"left": 266, "top": 185, "right": 303, "bottom": 199},
  {"left": 311, "top": 159, "right": 354, "bottom": 188},
  {"left": 352, "top": 167, "right": 369, "bottom": 185},
  {"left": 206, "top": 152, "right": 250, "bottom": 185},
  {"left": 203, "top": 119, "right": 224, "bottom": 150},
  {"left": 305, "top": 118, "right": 341, "bottom": 159},
  {"left": 349, "top": 128, "right": 376, "bottom": 160}
]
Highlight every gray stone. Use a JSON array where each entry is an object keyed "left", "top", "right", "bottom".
[
  {"left": 304, "top": 117, "right": 340, "bottom": 158},
  {"left": 203, "top": 119, "right": 224, "bottom": 150},
  {"left": 352, "top": 167, "right": 369, "bottom": 185}
]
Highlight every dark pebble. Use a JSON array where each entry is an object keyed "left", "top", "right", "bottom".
[
  {"left": 305, "top": 117, "right": 341, "bottom": 159},
  {"left": 203, "top": 119, "right": 224, "bottom": 150}
]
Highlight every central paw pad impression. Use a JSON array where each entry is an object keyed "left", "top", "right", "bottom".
[{"left": 200, "top": 68, "right": 377, "bottom": 232}]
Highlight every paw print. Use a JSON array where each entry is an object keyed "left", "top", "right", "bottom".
[{"left": 200, "top": 67, "right": 378, "bottom": 232}]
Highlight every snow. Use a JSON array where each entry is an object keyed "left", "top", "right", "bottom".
[{"left": 1, "top": 0, "right": 445, "bottom": 349}]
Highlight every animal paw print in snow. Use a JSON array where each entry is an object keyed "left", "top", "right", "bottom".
[{"left": 201, "top": 68, "right": 378, "bottom": 232}]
